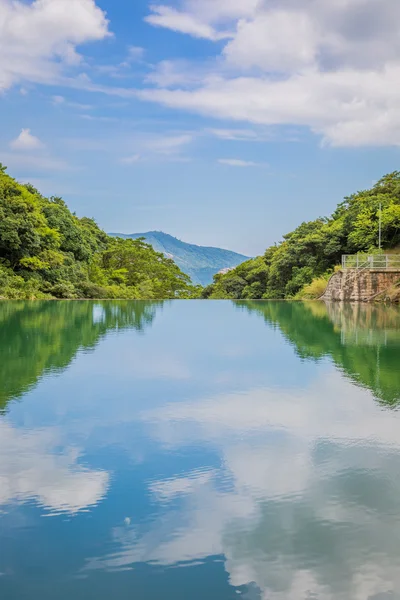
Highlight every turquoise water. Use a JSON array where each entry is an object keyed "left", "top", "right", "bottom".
[{"left": 1, "top": 300, "right": 400, "bottom": 599}]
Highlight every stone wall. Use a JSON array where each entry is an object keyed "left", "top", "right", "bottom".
[{"left": 322, "top": 269, "right": 400, "bottom": 302}]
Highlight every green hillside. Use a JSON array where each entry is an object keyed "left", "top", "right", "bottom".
[
  {"left": 109, "top": 231, "right": 250, "bottom": 286},
  {"left": 203, "top": 171, "right": 400, "bottom": 300},
  {"left": 0, "top": 165, "right": 198, "bottom": 300}
]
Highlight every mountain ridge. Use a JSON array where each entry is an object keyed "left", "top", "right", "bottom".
[{"left": 109, "top": 231, "right": 250, "bottom": 285}]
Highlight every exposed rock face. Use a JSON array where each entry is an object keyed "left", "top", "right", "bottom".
[{"left": 322, "top": 269, "right": 400, "bottom": 302}]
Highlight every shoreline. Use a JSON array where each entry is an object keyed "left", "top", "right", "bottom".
[{"left": 1, "top": 297, "right": 399, "bottom": 304}]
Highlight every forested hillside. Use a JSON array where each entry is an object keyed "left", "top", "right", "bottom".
[
  {"left": 3, "top": 165, "right": 400, "bottom": 302},
  {"left": 0, "top": 165, "right": 198, "bottom": 300},
  {"left": 204, "top": 172, "right": 400, "bottom": 300},
  {"left": 111, "top": 231, "right": 249, "bottom": 285}
]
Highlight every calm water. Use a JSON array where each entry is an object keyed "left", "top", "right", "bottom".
[{"left": 1, "top": 300, "right": 400, "bottom": 600}]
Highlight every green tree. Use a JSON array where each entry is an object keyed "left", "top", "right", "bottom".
[
  {"left": 207, "top": 172, "right": 400, "bottom": 300},
  {"left": 0, "top": 168, "right": 198, "bottom": 300}
]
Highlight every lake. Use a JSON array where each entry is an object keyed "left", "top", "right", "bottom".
[{"left": 1, "top": 300, "right": 400, "bottom": 600}]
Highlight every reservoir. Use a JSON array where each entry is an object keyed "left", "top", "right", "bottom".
[{"left": 1, "top": 300, "right": 400, "bottom": 599}]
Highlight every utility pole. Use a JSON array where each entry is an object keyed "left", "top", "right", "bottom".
[{"left": 378, "top": 203, "right": 382, "bottom": 250}]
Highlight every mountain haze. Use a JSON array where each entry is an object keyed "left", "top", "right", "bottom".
[{"left": 109, "top": 231, "right": 250, "bottom": 285}]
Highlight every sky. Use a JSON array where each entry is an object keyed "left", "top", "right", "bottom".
[{"left": 1, "top": 0, "right": 400, "bottom": 256}]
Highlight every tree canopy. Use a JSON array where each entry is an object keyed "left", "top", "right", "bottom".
[
  {"left": 203, "top": 172, "right": 400, "bottom": 300},
  {"left": 0, "top": 166, "right": 199, "bottom": 300}
]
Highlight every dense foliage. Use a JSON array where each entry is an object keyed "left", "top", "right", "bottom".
[
  {"left": 110, "top": 231, "right": 250, "bottom": 286},
  {"left": 0, "top": 165, "right": 199, "bottom": 300},
  {"left": 203, "top": 172, "right": 400, "bottom": 300}
]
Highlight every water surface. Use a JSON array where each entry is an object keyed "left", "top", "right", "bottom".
[{"left": 1, "top": 300, "right": 400, "bottom": 600}]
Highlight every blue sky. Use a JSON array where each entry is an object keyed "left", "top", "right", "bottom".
[{"left": 1, "top": 0, "right": 400, "bottom": 256}]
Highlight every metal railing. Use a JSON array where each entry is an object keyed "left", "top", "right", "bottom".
[{"left": 342, "top": 254, "right": 400, "bottom": 270}]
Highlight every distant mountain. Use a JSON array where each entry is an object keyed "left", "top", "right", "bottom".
[{"left": 109, "top": 231, "right": 250, "bottom": 286}]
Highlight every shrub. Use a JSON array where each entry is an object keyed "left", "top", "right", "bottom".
[{"left": 296, "top": 276, "right": 329, "bottom": 300}]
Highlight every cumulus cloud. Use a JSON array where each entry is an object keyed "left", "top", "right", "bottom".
[
  {"left": 0, "top": 0, "right": 110, "bottom": 90},
  {"left": 146, "top": 0, "right": 400, "bottom": 69},
  {"left": 142, "top": 0, "right": 400, "bottom": 147},
  {"left": 138, "top": 65, "right": 400, "bottom": 147},
  {"left": 10, "top": 128, "right": 44, "bottom": 150},
  {"left": 223, "top": 10, "right": 318, "bottom": 71},
  {"left": 5, "top": 127, "right": 70, "bottom": 171}
]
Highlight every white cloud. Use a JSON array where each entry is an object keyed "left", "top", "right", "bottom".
[
  {"left": 10, "top": 128, "right": 44, "bottom": 150},
  {"left": 0, "top": 0, "right": 110, "bottom": 91},
  {"left": 190, "top": 0, "right": 260, "bottom": 23},
  {"left": 218, "top": 158, "right": 265, "bottom": 167},
  {"left": 141, "top": 0, "right": 400, "bottom": 147},
  {"left": 138, "top": 66, "right": 400, "bottom": 147},
  {"left": 145, "top": 5, "right": 230, "bottom": 41},
  {"left": 1, "top": 0, "right": 399, "bottom": 150},
  {"left": 209, "top": 128, "right": 261, "bottom": 141},
  {"left": 126, "top": 46, "right": 145, "bottom": 62},
  {"left": 0, "top": 422, "right": 109, "bottom": 515},
  {"left": 145, "top": 59, "right": 213, "bottom": 89},
  {"left": 223, "top": 10, "right": 318, "bottom": 71},
  {"left": 145, "top": 0, "right": 258, "bottom": 38}
]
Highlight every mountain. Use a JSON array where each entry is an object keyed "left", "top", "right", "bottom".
[
  {"left": 0, "top": 167, "right": 196, "bottom": 301},
  {"left": 109, "top": 231, "right": 250, "bottom": 286}
]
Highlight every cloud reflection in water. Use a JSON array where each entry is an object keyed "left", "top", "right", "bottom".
[{"left": 84, "top": 372, "right": 400, "bottom": 599}]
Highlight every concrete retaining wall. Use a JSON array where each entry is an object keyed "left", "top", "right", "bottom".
[{"left": 322, "top": 269, "right": 400, "bottom": 302}]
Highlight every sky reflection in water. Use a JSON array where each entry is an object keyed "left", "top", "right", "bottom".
[{"left": 1, "top": 300, "right": 400, "bottom": 600}]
